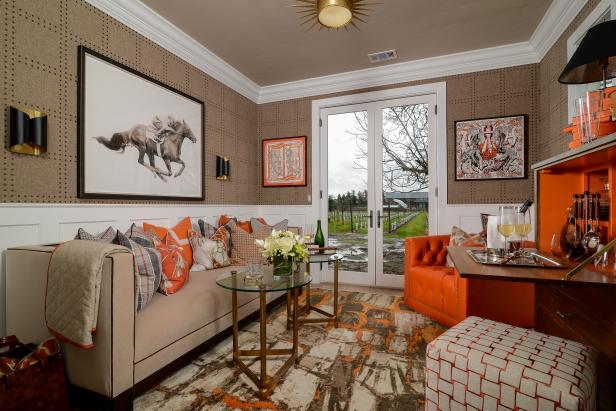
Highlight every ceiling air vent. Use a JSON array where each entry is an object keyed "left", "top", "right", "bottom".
[{"left": 367, "top": 49, "right": 398, "bottom": 64}]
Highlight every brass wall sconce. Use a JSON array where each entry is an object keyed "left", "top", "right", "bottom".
[
  {"left": 9, "top": 105, "right": 47, "bottom": 155},
  {"left": 216, "top": 155, "right": 230, "bottom": 180}
]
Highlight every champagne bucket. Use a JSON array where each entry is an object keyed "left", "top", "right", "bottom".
[{"left": 487, "top": 215, "right": 505, "bottom": 249}]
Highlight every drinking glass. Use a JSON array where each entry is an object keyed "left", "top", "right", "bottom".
[
  {"left": 498, "top": 206, "right": 516, "bottom": 254},
  {"left": 550, "top": 233, "right": 565, "bottom": 257},
  {"left": 304, "top": 223, "right": 315, "bottom": 242},
  {"left": 515, "top": 207, "right": 532, "bottom": 256}
]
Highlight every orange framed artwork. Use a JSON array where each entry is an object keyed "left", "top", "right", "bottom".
[{"left": 262, "top": 136, "right": 307, "bottom": 187}]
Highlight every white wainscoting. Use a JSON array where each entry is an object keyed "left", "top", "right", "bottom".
[
  {"left": 0, "top": 201, "right": 535, "bottom": 336},
  {"left": 0, "top": 203, "right": 315, "bottom": 336}
]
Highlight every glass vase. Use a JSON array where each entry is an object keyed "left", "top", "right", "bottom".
[{"left": 272, "top": 256, "right": 293, "bottom": 276}]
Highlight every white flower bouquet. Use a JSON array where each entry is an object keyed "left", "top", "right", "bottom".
[{"left": 255, "top": 229, "right": 309, "bottom": 275}]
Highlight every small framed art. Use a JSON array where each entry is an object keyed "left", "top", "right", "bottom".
[{"left": 262, "top": 136, "right": 307, "bottom": 187}]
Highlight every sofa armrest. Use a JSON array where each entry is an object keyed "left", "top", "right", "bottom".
[
  {"left": 6, "top": 246, "right": 135, "bottom": 399},
  {"left": 405, "top": 235, "right": 450, "bottom": 268}
]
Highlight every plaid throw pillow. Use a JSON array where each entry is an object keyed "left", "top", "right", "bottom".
[
  {"left": 117, "top": 231, "right": 162, "bottom": 311},
  {"left": 74, "top": 226, "right": 117, "bottom": 243},
  {"left": 227, "top": 220, "right": 265, "bottom": 265},
  {"left": 125, "top": 223, "right": 155, "bottom": 248}
]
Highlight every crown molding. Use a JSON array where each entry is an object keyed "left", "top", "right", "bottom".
[
  {"left": 257, "top": 42, "right": 538, "bottom": 103},
  {"left": 529, "top": 0, "right": 588, "bottom": 61},
  {"left": 86, "top": 0, "right": 589, "bottom": 104},
  {"left": 84, "top": 0, "right": 261, "bottom": 102}
]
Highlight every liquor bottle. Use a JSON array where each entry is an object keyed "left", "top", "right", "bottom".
[
  {"left": 314, "top": 219, "right": 325, "bottom": 253},
  {"left": 561, "top": 194, "right": 581, "bottom": 257},
  {"left": 518, "top": 199, "right": 533, "bottom": 214},
  {"left": 600, "top": 183, "right": 610, "bottom": 221}
]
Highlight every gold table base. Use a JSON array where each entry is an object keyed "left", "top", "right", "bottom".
[
  {"left": 286, "top": 258, "right": 339, "bottom": 329},
  {"left": 231, "top": 287, "right": 299, "bottom": 400}
]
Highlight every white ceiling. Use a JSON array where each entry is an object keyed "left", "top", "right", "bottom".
[{"left": 141, "top": 0, "right": 553, "bottom": 86}]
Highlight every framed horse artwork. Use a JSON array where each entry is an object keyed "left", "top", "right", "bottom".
[{"left": 77, "top": 46, "right": 204, "bottom": 200}]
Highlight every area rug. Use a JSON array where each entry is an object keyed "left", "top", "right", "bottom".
[{"left": 134, "top": 289, "right": 447, "bottom": 410}]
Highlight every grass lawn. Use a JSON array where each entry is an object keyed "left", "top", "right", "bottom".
[
  {"left": 386, "top": 211, "right": 428, "bottom": 238},
  {"left": 328, "top": 211, "right": 428, "bottom": 238}
]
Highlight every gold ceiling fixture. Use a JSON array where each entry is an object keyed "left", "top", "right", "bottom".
[{"left": 292, "top": 0, "right": 379, "bottom": 31}]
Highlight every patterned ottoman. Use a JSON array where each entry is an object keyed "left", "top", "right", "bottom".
[{"left": 425, "top": 316, "right": 597, "bottom": 411}]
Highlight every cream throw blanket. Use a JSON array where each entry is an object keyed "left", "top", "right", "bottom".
[{"left": 45, "top": 240, "right": 130, "bottom": 348}]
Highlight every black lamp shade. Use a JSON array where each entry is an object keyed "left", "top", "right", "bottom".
[
  {"left": 9, "top": 106, "right": 47, "bottom": 155},
  {"left": 559, "top": 20, "right": 616, "bottom": 84},
  {"left": 216, "top": 155, "right": 230, "bottom": 180}
]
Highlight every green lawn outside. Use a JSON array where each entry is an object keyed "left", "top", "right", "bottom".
[{"left": 328, "top": 211, "right": 428, "bottom": 239}]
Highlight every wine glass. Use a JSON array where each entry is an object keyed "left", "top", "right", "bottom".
[
  {"left": 304, "top": 223, "right": 314, "bottom": 242},
  {"left": 498, "top": 206, "right": 516, "bottom": 254},
  {"left": 515, "top": 207, "right": 532, "bottom": 256},
  {"left": 550, "top": 233, "right": 565, "bottom": 257}
]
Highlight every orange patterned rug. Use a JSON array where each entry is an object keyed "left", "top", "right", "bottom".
[{"left": 134, "top": 289, "right": 447, "bottom": 410}]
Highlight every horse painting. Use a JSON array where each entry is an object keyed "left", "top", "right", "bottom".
[{"left": 94, "top": 120, "right": 197, "bottom": 181}]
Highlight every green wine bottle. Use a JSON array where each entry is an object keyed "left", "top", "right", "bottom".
[{"left": 314, "top": 219, "right": 325, "bottom": 252}]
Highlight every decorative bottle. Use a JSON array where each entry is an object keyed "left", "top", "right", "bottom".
[{"left": 314, "top": 219, "right": 325, "bottom": 252}]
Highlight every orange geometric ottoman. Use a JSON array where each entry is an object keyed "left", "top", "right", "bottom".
[{"left": 425, "top": 316, "right": 597, "bottom": 410}]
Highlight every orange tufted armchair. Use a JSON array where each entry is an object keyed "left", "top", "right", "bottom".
[{"left": 404, "top": 235, "right": 534, "bottom": 328}]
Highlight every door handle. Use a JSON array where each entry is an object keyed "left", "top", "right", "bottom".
[
  {"left": 377, "top": 210, "right": 385, "bottom": 228},
  {"left": 369, "top": 210, "right": 373, "bottom": 228}
]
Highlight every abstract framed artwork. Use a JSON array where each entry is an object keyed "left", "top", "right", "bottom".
[
  {"left": 454, "top": 114, "right": 527, "bottom": 181},
  {"left": 78, "top": 46, "right": 204, "bottom": 200},
  {"left": 262, "top": 136, "right": 307, "bottom": 187}
]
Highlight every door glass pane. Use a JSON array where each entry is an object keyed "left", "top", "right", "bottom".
[
  {"left": 327, "top": 111, "right": 368, "bottom": 274},
  {"left": 381, "top": 104, "right": 429, "bottom": 276}
]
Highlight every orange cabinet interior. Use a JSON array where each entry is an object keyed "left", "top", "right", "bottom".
[{"left": 537, "top": 145, "right": 616, "bottom": 254}]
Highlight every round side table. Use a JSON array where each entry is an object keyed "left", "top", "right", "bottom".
[{"left": 216, "top": 269, "right": 311, "bottom": 400}]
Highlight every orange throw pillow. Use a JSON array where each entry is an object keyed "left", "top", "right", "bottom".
[
  {"left": 218, "top": 215, "right": 255, "bottom": 233},
  {"left": 144, "top": 217, "right": 193, "bottom": 266},
  {"left": 156, "top": 233, "right": 189, "bottom": 295}
]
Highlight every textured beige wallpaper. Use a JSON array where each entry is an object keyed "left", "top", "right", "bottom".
[
  {"left": 1, "top": 0, "right": 595, "bottom": 205},
  {"left": 258, "top": 65, "right": 539, "bottom": 205},
  {"left": 537, "top": 0, "right": 600, "bottom": 162},
  {"left": 0, "top": 0, "right": 259, "bottom": 204}
]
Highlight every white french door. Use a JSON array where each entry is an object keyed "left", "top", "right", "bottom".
[{"left": 320, "top": 94, "right": 437, "bottom": 288}]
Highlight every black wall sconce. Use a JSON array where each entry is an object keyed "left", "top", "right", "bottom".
[
  {"left": 9, "top": 105, "right": 48, "bottom": 155},
  {"left": 216, "top": 155, "right": 230, "bottom": 180}
]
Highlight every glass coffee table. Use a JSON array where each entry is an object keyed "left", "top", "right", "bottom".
[
  {"left": 216, "top": 269, "right": 311, "bottom": 400},
  {"left": 287, "top": 252, "right": 343, "bottom": 329}
]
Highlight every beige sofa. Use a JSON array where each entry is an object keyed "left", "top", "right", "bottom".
[{"left": 5, "top": 245, "right": 284, "bottom": 406}]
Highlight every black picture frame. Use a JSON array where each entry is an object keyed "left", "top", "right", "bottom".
[
  {"left": 77, "top": 46, "right": 205, "bottom": 200},
  {"left": 261, "top": 135, "right": 308, "bottom": 188},
  {"left": 453, "top": 114, "right": 528, "bottom": 181}
]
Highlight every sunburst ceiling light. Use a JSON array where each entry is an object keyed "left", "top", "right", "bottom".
[{"left": 292, "top": 0, "right": 378, "bottom": 31}]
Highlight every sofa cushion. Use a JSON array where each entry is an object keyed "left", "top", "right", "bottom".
[
  {"left": 450, "top": 225, "right": 485, "bottom": 247},
  {"left": 144, "top": 217, "right": 193, "bottom": 267},
  {"left": 227, "top": 220, "right": 266, "bottom": 265},
  {"left": 155, "top": 233, "right": 190, "bottom": 295},
  {"left": 408, "top": 265, "right": 455, "bottom": 312},
  {"left": 188, "top": 229, "right": 230, "bottom": 271},
  {"left": 219, "top": 215, "right": 253, "bottom": 233},
  {"left": 134, "top": 266, "right": 256, "bottom": 362},
  {"left": 116, "top": 231, "right": 161, "bottom": 311},
  {"left": 250, "top": 218, "right": 288, "bottom": 240},
  {"left": 74, "top": 226, "right": 117, "bottom": 243}
]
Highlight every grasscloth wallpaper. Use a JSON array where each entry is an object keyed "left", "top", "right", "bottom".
[
  {"left": 0, "top": 0, "right": 259, "bottom": 204},
  {"left": 0, "top": 0, "right": 598, "bottom": 205},
  {"left": 538, "top": 0, "right": 600, "bottom": 161},
  {"left": 258, "top": 65, "right": 539, "bottom": 205}
]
